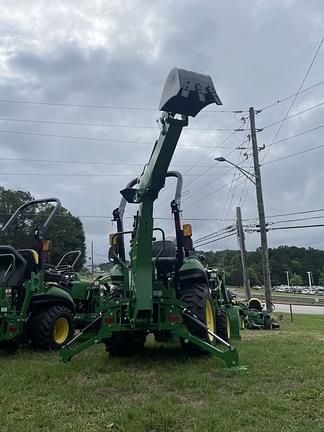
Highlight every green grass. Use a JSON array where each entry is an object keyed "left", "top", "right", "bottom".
[{"left": 1, "top": 314, "right": 324, "bottom": 432}]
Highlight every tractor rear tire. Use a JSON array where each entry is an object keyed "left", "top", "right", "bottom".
[
  {"left": 216, "top": 309, "right": 230, "bottom": 342},
  {"left": 30, "top": 305, "right": 74, "bottom": 350},
  {"left": 179, "top": 282, "right": 216, "bottom": 354},
  {"left": 105, "top": 332, "right": 146, "bottom": 356}
]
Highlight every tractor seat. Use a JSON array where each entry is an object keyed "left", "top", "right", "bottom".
[
  {"left": 248, "top": 298, "right": 263, "bottom": 311},
  {"left": 18, "top": 249, "right": 39, "bottom": 279},
  {"left": 0, "top": 245, "right": 27, "bottom": 288},
  {"left": 43, "top": 269, "right": 64, "bottom": 284},
  {"left": 152, "top": 240, "right": 177, "bottom": 275}
]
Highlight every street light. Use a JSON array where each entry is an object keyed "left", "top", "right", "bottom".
[
  {"left": 215, "top": 127, "right": 273, "bottom": 314},
  {"left": 214, "top": 157, "right": 256, "bottom": 185}
]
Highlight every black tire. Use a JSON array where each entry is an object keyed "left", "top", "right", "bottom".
[
  {"left": 154, "top": 331, "right": 173, "bottom": 343},
  {"left": 0, "top": 341, "right": 19, "bottom": 353},
  {"left": 105, "top": 332, "right": 146, "bottom": 356},
  {"left": 179, "top": 282, "right": 216, "bottom": 354},
  {"left": 30, "top": 305, "right": 74, "bottom": 350},
  {"left": 264, "top": 316, "right": 272, "bottom": 330},
  {"left": 216, "top": 309, "right": 230, "bottom": 342}
]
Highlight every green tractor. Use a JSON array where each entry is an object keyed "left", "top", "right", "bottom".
[
  {"left": 207, "top": 268, "right": 241, "bottom": 338},
  {"left": 0, "top": 198, "right": 75, "bottom": 350},
  {"left": 60, "top": 67, "right": 242, "bottom": 368},
  {"left": 44, "top": 249, "right": 109, "bottom": 330},
  {"left": 227, "top": 291, "right": 280, "bottom": 330}
]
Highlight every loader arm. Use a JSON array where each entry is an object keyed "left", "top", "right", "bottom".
[{"left": 119, "top": 67, "right": 222, "bottom": 321}]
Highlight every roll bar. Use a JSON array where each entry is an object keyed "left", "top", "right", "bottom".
[
  {"left": 112, "top": 172, "right": 183, "bottom": 262},
  {"left": 1, "top": 198, "right": 61, "bottom": 240}
]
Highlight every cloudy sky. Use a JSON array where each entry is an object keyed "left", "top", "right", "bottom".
[{"left": 1, "top": 0, "right": 324, "bottom": 262}]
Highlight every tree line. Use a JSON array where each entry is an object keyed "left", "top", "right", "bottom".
[{"left": 197, "top": 245, "right": 324, "bottom": 287}]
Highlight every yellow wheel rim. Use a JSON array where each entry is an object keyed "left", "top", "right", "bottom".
[
  {"left": 54, "top": 317, "right": 69, "bottom": 345},
  {"left": 240, "top": 315, "right": 245, "bottom": 329},
  {"left": 205, "top": 300, "right": 216, "bottom": 342}
]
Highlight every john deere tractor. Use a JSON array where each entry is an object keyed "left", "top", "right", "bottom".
[
  {"left": 45, "top": 249, "right": 109, "bottom": 330},
  {"left": 227, "top": 291, "right": 280, "bottom": 330},
  {"left": 0, "top": 198, "right": 75, "bottom": 350},
  {"left": 60, "top": 67, "right": 242, "bottom": 368}
]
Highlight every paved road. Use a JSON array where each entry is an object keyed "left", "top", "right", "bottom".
[{"left": 274, "top": 303, "right": 324, "bottom": 315}]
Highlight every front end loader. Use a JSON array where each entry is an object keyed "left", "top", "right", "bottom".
[
  {"left": 0, "top": 199, "right": 75, "bottom": 349},
  {"left": 60, "top": 67, "right": 242, "bottom": 368}
]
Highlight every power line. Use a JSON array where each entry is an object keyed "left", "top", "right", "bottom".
[
  {"left": 0, "top": 157, "right": 231, "bottom": 169},
  {"left": 0, "top": 128, "right": 233, "bottom": 149},
  {"left": 262, "top": 141, "right": 324, "bottom": 166},
  {"left": 179, "top": 130, "right": 250, "bottom": 210},
  {"left": 154, "top": 129, "right": 240, "bottom": 214},
  {"left": 267, "top": 215, "right": 324, "bottom": 225},
  {"left": 0, "top": 211, "right": 235, "bottom": 222},
  {"left": 194, "top": 232, "right": 237, "bottom": 248},
  {"left": 260, "top": 79, "right": 324, "bottom": 112},
  {"left": 214, "top": 148, "right": 251, "bottom": 250},
  {"left": 263, "top": 223, "right": 324, "bottom": 231},
  {"left": 0, "top": 117, "right": 248, "bottom": 132},
  {"left": 0, "top": 172, "right": 226, "bottom": 178},
  {"left": 266, "top": 123, "right": 324, "bottom": 148},
  {"left": 181, "top": 172, "right": 246, "bottom": 212},
  {"left": 195, "top": 227, "right": 236, "bottom": 246},
  {"left": 0, "top": 98, "right": 244, "bottom": 113},
  {"left": 242, "top": 208, "right": 324, "bottom": 223},
  {"left": 266, "top": 208, "right": 324, "bottom": 219},
  {"left": 194, "top": 225, "right": 236, "bottom": 242},
  {"left": 261, "top": 100, "right": 324, "bottom": 130},
  {"left": 263, "top": 36, "right": 324, "bottom": 159}
]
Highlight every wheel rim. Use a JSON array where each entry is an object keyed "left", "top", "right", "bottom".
[
  {"left": 240, "top": 315, "right": 245, "bottom": 329},
  {"left": 205, "top": 300, "right": 216, "bottom": 342},
  {"left": 54, "top": 317, "right": 69, "bottom": 344}
]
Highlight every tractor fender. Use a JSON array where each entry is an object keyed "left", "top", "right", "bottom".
[
  {"left": 178, "top": 258, "right": 209, "bottom": 285},
  {"left": 30, "top": 286, "right": 75, "bottom": 313}
]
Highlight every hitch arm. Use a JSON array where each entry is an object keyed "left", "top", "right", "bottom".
[
  {"left": 60, "top": 334, "right": 102, "bottom": 363},
  {"left": 59, "top": 314, "right": 108, "bottom": 363},
  {"left": 176, "top": 307, "right": 241, "bottom": 369}
]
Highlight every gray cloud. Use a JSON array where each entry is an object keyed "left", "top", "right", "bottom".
[{"left": 0, "top": 0, "right": 324, "bottom": 261}]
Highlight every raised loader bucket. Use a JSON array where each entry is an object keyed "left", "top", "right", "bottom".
[{"left": 159, "top": 67, "right": 222, "bottom": 117}]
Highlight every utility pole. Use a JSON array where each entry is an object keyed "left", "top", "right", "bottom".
[
  {"left": 250, "top": 107, "right": 273, "bottom": 312},
  {"left": 91, "top": 240, "right": 94, "bottom": 277},
  {"left": 286, "top": 271, "right": 290, "bottom": 287},
  {"left": 307, "top": 271, "right": 312, "bottom": 289},
  {"left": 236, "top": 206, "right": 251, "bottom": 299}
]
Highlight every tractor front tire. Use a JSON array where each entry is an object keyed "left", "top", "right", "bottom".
[
  {"left": 179, "top": 282, "right": 216, "bottom": 354},
  {"left": 30, "top": 305, "right": 74, "bottom": 350},
  {"left": 216, "top": 309, "right": 230, "bottom": 342}
]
